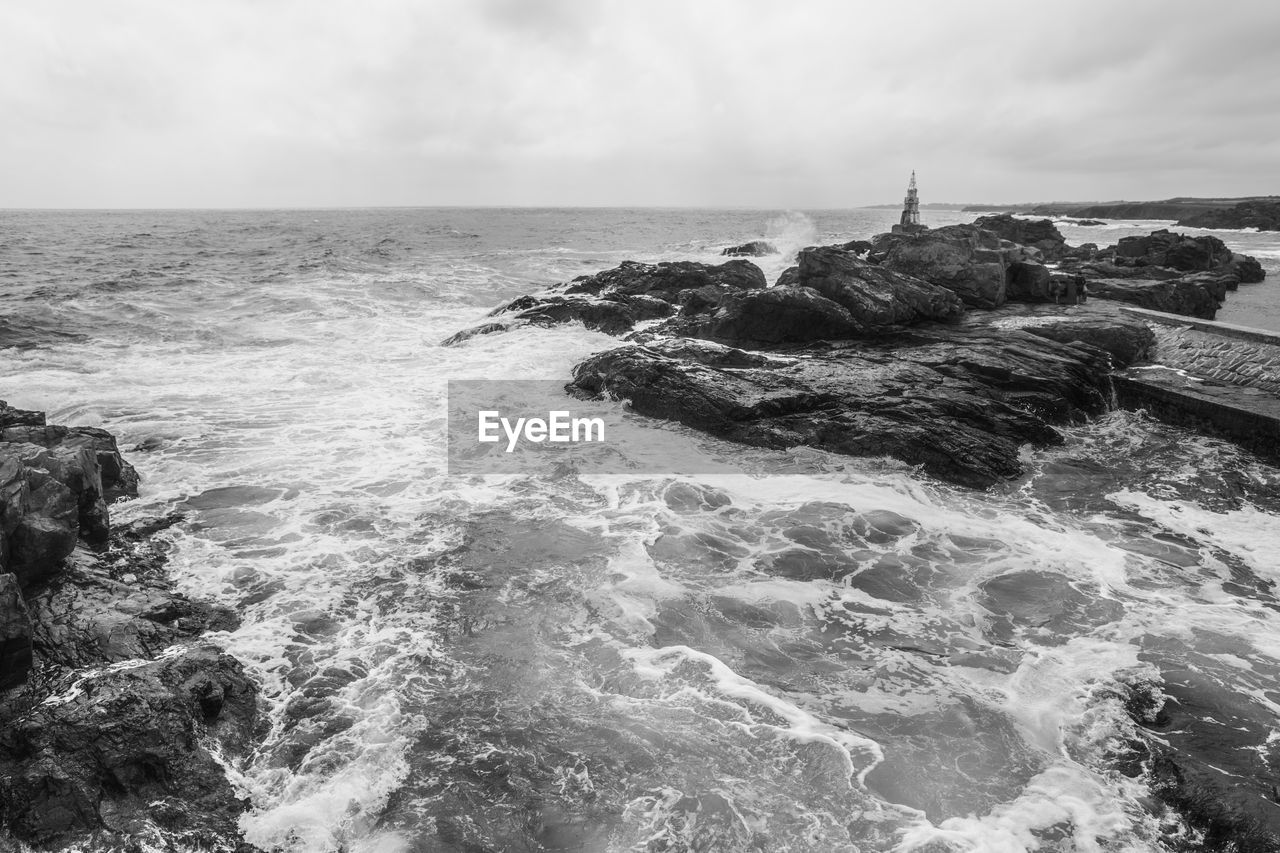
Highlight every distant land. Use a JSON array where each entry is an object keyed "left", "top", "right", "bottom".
[
  {"left": 958, "top": 196, "right": 1280, "bottom": 222},
  {"left": 863, "top": 196, "right": 1280, "bottom": 231}
]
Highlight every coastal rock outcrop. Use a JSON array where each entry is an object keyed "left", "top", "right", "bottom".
[
  {"left": 721, "top": 240, "right": 777, "bottom": 257},
  {"left": 0, "top": 644, "right": 257, "bottom": 849},
  {"left": 786, "top": 246, "right": 965, "bottom": 328},
  {"left": 441, "top": 259, "right": 767, "bottom": 344},
  {"left": 868, "top": 225, "right": 1013, "bottom": 308},
  {"left": 571, "top": 319, "right": 1149, "bottom": 488},
  {"left": 972, "top": 214, "right": 1068, "bottom": 260},
  {"left": 0, "top": 402, "right": 259, "bottom": 851}
]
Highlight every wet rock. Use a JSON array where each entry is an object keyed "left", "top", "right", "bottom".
[
  {"left": 28, "top": 549, "right": 239, "bottom": 673},
  {"left": 788, "top": 246, "right": 965, "bottom": 328},
  {"left": 1113, "top": 229, "right": 1232, "bottom": 272},
  {"left": 1018, "top": 314, "right": 1156, "bottom": 367},
  {"left": 1006, "top": 261, "right": 1055, "bottom": 303},
  {"left": 871, "top": 224, "right": 1010, "bottom": 308},
  {"left": 1086, "top": 277, "right": 1221, "bottom": 319},
  {"left": 444, "top": 260, "right": 767, "bottom": 343},
  {"left": 0, "top": 573, "right": 33, "bottom": 689},
  {"left": 650, "top": 286, "right": 866, "bottom": 346},
  {"left": 571, "top": 323, "right": 1118, "bottom": 488},
  {"left": 0, "top": 644, "right": 258, "bottom": 850},
  {"left": 0, "top": 402, "right": 45, "bottom": 429},
  {"left": 721, "top": 240, "right": 777, "bottom": 256},
  {"left": 972, "top": 214, "right": 1068, "bottom": 260},
  {"left": 1122, "top": 671, "right": 1280, "bottom": 853}
]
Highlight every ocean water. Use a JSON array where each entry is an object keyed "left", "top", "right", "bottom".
[{"left": 1, "top": 207, "right": 1279, "bottom": 853}]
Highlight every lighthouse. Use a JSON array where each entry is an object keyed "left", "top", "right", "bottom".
[{"left": 891, "top": 171, "right": 927, "bottom": 235}]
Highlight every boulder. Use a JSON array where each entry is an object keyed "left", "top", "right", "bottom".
[
  {"left": 789, "top": 246, "right": 965, "bottom": 327},
  {"left": 1112, "top": 229, "right": 1230, "bottom": 272},
  {"left": 1086, "top": 278, "right": 1221, "bottom": 320},
  {"left": 0, "top": 402, "right": 45, "bottom": 429},
  {"left": 972, "top": 214, "right": 1068, "bottom": 260},
  {"left": 657, "top": 286, "right": 866, "bottom": 346},
  {"left": 0, "top": 573, "right": 32, "bottom": 690},
  {"left": 0, "top": 644, "right": 258, "bottom": 849},
  {"left": 721, "top": 240, "right": 777, "bottom": 257},
  {"left": 872, "top": 225, "right": 1009, "bottom": 308},
  {"left": 1006, "top": 262, "right": 1055, "bottom": 303},
  {"left": 1018, "top": 315, "right": 1156, "bottom": 367}
]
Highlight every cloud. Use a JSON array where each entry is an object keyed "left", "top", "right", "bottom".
[{"left": 0, "top": 0, "right": 1276, "bottom": 207}]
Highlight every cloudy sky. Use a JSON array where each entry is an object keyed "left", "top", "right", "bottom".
[{"left": 3, "top": 0, "right": 1277, "bottom": 208}]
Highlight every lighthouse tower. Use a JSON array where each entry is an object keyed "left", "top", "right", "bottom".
[{"left": 891, "top": 171, "right": 927, "bottom": 234}]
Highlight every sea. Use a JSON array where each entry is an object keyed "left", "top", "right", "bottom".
[{"left": 1, "top": 207, "right": 1279, "bottom": 852}]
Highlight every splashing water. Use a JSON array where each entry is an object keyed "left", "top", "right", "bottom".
[{"left": 1, "top": 207, "right": 1278, "bottom": 852}]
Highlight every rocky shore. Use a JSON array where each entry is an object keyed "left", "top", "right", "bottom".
[
  {"left": 444, "top": 217, "right": 1266, "bottom": 488},
  {"left": 0, "top": 402, "right": 259, "bottom": 851},
  {"left": 443, "top": 217, "right": 1276, "bottom": 849}
]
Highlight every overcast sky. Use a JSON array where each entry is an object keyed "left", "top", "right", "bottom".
[{"left": 3, "top": 0, "right": 1277, "bottom": 208}]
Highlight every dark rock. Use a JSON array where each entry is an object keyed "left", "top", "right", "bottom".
[
  {"left": 0, "top": 644, "right": 258, "bottom": 850},
  {"left": 440, "top": 321, "right": 510, "bottom": 347},
  {"left": 1086, "top": 277, "right": 1221, "bottom": 319},
  {"left": 972, "top": 214, "right": 1067, "bottom": 259},
  {"left": 4, "top": 457, "right": 81, "bottom": 587},
  {"left": 789, "top": 246, "right": 965, "bottom": 328},
  {"left": 1112, "top": 229, "right": 1231, "bottom": 272},
  {"left": 840, "top": 240, "right": 873, "bottom": 255},
  {"left": 1058, "top": 218, "right": 1106, "bottom": 226},
  {"left": 571, "top": 319, "right": 1122, "bottom": 488},
  {"left": 559, "top": 259, "right": 766, "bottom": 299},
  {"left": 721, "top": 240, "right": 777, "bottom": 257},
  {"left": 1121, "top": 672, "right": 1280, "bottom": 852},
  {"left": 652, "top": 286, "right": 866, "bottom": 346},
  {"left": 1006, "top": 262, "right": 1055, "bottom": 303},
  {"left": 1019, "top": 315, "right": 1155, "bottom": 367},
  {"left": 29, "top": 550, "right": 239, "bottom": 673},
  {"left": 0, "top": 402, "right": 45, "bottom": 429},
  {"left": 1177, "top": 199, "right": 1280, "bottom": 231},
  {"left": 444, "top": 260, "right": 766, "bottom": 343},
  {"left": 871, "top": 225, "right": 1010, "bottom": 308},
  {"left": 0, "top": 573, "right": 33, "bottom": 690}
]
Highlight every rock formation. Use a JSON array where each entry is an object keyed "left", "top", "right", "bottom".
[
  {"left": 0, "top": 401, "right": 258, "bottom": 851},
  {"left": 721, "top": 240, "right": 777, "bottom": 256}
]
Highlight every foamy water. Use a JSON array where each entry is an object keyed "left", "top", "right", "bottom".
[{"left": 1, "top": 208, "right": 1278, "bottom": 852}]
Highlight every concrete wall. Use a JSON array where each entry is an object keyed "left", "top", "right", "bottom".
[{"left": 1119, "top": 306, "right": 1280, "bottom": 395}]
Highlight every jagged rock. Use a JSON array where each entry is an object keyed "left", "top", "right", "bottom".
[
  {"left": 0, "top": 573, "right": 32, "bottom": 690},
  {"left": 559, "top": 259, "right": 766, "bottom": 298},
  {"left": 1086, "top": 278, "right": 1221, "bottom": 319},
  {"left": 0, "top": 644, "right": 258, "bottom": 850},
  {"left": 1006, "top": 262, "right": 1055, "bottom": 303},
  {"left": 28, "top": 548, "right": 239, "bottom": 673},
  {"left": 1121, "top": 675, "right": 1280, "bottom": 852},
  {"left": 972, "top": 214, "right": 1068, "bottom": 259},
  {"left": 840, "top": 240, "right": 873, "bottom": 255},
  {"left": 443, "top": 260, "right": 766, "bottom": 343},
  {"left": 787, "top": 246, "right": 965, "bottom": 328},
  {"left": 647, "top": 286, "right": 866, "bottom": 346},
  {"left": 1017, "top": 315, "right": 1156, "bottom": 367},
  {"left": 5, "top": 458, "right": 80, "bottom": 587},
  {"left": 571, "top": 320, "right": 1126, "bottom": 488},
  {"left": 721, "top": 240, "right": 777, "bottom": 257},
  {"left": 440, "top": 321, "right": 510, "bottom": 347},
  {"left": 871, "top": 225, "right": 1010, "bottom": 308},
  {"left": 1112, "top": 229, "right": 1231, "bottom": 272},
  {"left": 0, "top": 402, "right": 45, "bottom": 429}
]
